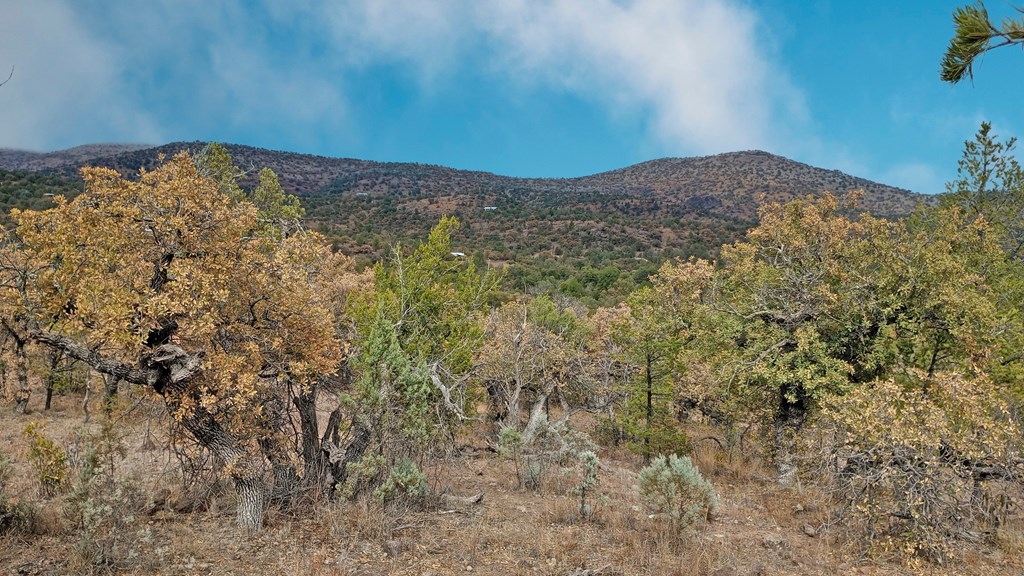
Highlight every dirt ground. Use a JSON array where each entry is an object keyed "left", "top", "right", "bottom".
[{"left": 1, "top": 392, "right": 1021, "bottom": 576}]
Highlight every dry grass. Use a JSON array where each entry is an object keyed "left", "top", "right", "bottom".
[{"left": 0, "top": 394, "right": 1021, "bottom": 575}]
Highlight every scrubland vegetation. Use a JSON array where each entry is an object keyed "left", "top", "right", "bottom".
[{"left": 0, "top": 127, "right": 1022, "bottom": 575}]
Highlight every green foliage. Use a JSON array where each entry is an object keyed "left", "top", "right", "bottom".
[
  {"left": 64, "top": 417, "right": 151, "bottom": 572},
  {"left": 251, "top": 167, "right": 304, "bottom": 237},
  {"left": 0, "top": 170, "right": 79, "bottom": 227},
  {"left": 941, "top": 2, "right": 1024, "bottom": 84},
  {"left": 355, "top": 216, "right": 499, "bottom": 428},
  {"left": 0, "top": 449, "right": 38, "bottom": 536},
  {"left": 195, "top": 142, "right": 244, "bottom": 201},
  {"left": 572, "top": 450, "right": 600, "bottom": 519},
  {"left": 22, "top": 422, "right": 68, "bottom": 497},
  {"left": 496, "top": 426, "right": 525, "bottom": 487},
  {"left": 638, "top": 454, "right": 716, "bottom": 532},
  {"left": 353, "top": 311, "right": 434, "bottom": 450},
  {"left": 373, "top": 457, "right": 428, "bottom": 503},
  {"left": 339, "top": 454, "right": 385, "bottom": 500},
  {"left": 347, "top": 217, "right": 498, "bottom": 497},
  {"left": 195, "top": 144, "right": 304, "bottom": 239},
  {"left": 942, "top": 122, "right": 1024, "bottom": 264},
  {"left": 613, "top": 262, "right": 704, "bottom": 461},
  {"left": 496, "top": 426, "right": 524, "bottom": 459}
]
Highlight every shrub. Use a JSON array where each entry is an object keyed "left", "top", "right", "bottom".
[
  {"left": 572, "top": 450, "right": 600, "bottom": 519},
  {"left": 64, "top": 419, "right": 152, "bottom": 572},
  {"left": 0, "top": 449, "right": 37, "bottom": 535},
  {"left": 22, "top": 422, "right": 68, "bottom": 497},
  {"left": 496, "top": 426, "right": 524, "bottom": 487},
  {"left": 373, "top": 457, "right": 427, "bottom": 504},
  {"left": 638, "top": 454, "right": 716, "bottom": 532},
  {"left": 824, "top": 373, "right": 1022, "bottom": 563}
]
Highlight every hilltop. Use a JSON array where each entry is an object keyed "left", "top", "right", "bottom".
[{"left": 0, "top": 143, "right": 926, "bottom": 304}]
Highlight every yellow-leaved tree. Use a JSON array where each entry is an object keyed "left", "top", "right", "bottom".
[{"left": 0, "top": 152, "right": 360, "bottom": 530}]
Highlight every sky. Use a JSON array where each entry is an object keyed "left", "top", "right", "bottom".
[{"left": 1, "top": 1, "right": 1021, "bottom": 194}]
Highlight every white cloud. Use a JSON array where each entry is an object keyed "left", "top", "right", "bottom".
[
  {"left": 2, "top": 0, "right": 805, "bottom": 159},
  {"left": 319, "top": 0, "right": 807, "bottom": 155},
  {"left": 0, "top": 2, "right": 161, "bottom": 150}
]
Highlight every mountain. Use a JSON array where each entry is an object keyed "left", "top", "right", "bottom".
[
  {"left": 0, "top": 142, "right": 927, "bottom": 304},
  {"left": 0, "top": 144, "right": 152, "bottom": 172}
]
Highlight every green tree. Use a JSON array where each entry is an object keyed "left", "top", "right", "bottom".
[
  {"left": 195, "top": 142, "right": 244, "bottom": 201},
  {"left": 347, "top": 217, "right": 499, "bottom": 495},
  {"left": 941, "top": 2, "right": 1024, "bottom": 84},
  {"left": 614, "top": 260, "right": 711, "bottom": 463},
  {"left": 943, "top": 122, "right": 1024, "bottom": 259},
  {"left": 250, "top": 167, "right": 304, "bottom": 238}
]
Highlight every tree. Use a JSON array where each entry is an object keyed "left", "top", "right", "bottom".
[
  {"left": 671, "top": 193, "right": 1017, "bottom": 484},
  {"left": 1, "top": 153, "right": 349, "bottom": 530},
  {"left": 941, "top": 2, "right": 1024, "bottom": 84},
  {"left": 345, "top": 217, "right": 499, "bottom": 496},
  {"left": 612, "top": 259, "right": 711, "bottom": 463},
  {"left": 943, "top": 122, "right": 1024, "bottom": 259},
  {"left": 477, "top": 295, "right": 592, "bottom": 445}
]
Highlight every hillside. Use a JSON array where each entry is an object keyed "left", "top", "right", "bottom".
[
  {"left": 0, "top": 144, "right": 152, "bottom": 172},
  {"left": 0, "top": 143, "right": 927, "bottom": 304}
]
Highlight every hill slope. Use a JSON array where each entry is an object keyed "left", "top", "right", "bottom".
[{"left": 0, "top": 143, "right": 926, "bottom": 304}]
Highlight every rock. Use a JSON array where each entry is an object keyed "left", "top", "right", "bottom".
[
  {"left": 802, "top": 523, "right": 818, "bottom": 537},
  {"left": 440, "top": 492, "right": 484, "bottom": 509},
  {"left": 762, "top": 534, "right": 789, "bottom": 550}
]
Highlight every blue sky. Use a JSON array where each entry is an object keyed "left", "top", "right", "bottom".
[{"left": 1, "top": 1, "right": 1020, "bottom": 194}]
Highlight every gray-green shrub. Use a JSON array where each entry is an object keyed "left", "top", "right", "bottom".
[{"left": 638, "top": 454, "right": 716, "bottom": 531}]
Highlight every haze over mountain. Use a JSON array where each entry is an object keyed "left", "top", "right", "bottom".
[{"left": 0, "top": 142, "right": 925, "bottom": 304}]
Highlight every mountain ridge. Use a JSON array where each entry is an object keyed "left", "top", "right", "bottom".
[{"left": 0, "top": 141, "right": 928, "bottom": 304}]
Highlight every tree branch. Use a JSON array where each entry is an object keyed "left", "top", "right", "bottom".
[{"left": 30, "top": 330, "right": 204, "bottom": 392}]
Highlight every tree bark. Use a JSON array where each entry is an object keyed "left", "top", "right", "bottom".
[
  {"left": 294, "top": 388, "right": 324, "bottom": 478},
  {"left": 44, "top": 350, "right": 61, "bottom": 411},
  {"left": 12, "top": 336, "right": 29, "bottom": 414},
  {"left": 102, "top": 373, "right": 119, "bottom": 410},
  {"left": 522, "top": 388, "right": 552, "bottom": 445}
]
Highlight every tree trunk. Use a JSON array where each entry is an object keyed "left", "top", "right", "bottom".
[
  {"left": 12, "top": 337, "right": 29, "bottom": 414},
  {"left": 102, "top": 373, "right": 119, "bottom": 411},
  {"left": 43, "top": 350, "right": 64, "bottom": 411},
  {"left": 232, "top": 463, "right": 267, "bottom": 532},
  {"left": 774, "top": 383, "right": 807, "bottom": 486},
  {"left": 30, "top": 331, "right": 267, "bottom": 530},
  {"left": 177, "top": 407, "right": 267, "bottom": 531},
  {"left": 522, "top": 388, "right": 552, "bottom": 445},
  {"left": 644, "top": 353, "right": 653, "bottom": 465}
]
